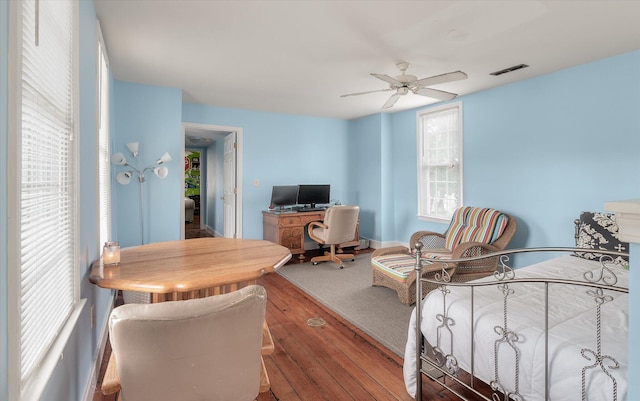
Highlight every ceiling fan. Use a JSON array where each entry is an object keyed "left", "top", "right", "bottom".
[{"left": 341, "top": 62, "right": 467, "bottom": 109}]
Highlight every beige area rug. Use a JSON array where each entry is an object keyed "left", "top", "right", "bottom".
[{"left": 277, "top": 252, "right": 414, "bottom": 357}]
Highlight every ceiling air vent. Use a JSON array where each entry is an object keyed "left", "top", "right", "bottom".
[{"left": 490, "top": 64, "right": 529, "bottom": 76}]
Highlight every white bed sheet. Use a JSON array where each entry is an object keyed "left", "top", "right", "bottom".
[{"left": 404, "top": 255, "right": 628, "bottom": 400}]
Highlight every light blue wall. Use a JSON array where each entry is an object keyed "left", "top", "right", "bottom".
[
  {"left": 182, "top": 104, "right": 351, "bottom": 239},
  {"left": 385, "top": 51, "right": 640, "bottom": 267},
  {"left": 347, "top": 114, "right": 384, "bottom": 242},
  {"left": 380, "top": 114, "right": 395, "bottom": 243},
  {"left": 112, "top": 81, "right": 183, "bottom": 247}
]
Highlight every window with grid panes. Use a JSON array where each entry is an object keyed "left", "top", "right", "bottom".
[{"left": 417, "top": 102, "right": 463, "bottom": 221}]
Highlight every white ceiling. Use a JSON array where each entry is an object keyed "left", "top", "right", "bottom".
[{"left": 94, "top": 0, "right": 640, "bottom": 121}]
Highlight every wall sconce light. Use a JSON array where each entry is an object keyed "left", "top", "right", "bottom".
[{"left": 112, "top": 142, "right": 172, "bottom": 244}]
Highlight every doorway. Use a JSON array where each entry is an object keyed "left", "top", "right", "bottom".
[{"left": 181, "top": 123, "right": 243, "bottom": 239}]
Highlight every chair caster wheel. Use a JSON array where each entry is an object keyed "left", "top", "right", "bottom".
[
  {"left": 351, "top": 258, "right": 355, "bottom": 262},
  {"left": 312, "top": 262, "right": 318, "bottom": 265},
  {"left": 340, "top": 265, "right": 344, "bottom": 269}
]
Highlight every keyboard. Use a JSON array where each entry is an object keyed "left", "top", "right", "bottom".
[{"left": 296, "top": 207, "right": 327, "bottom": 212}]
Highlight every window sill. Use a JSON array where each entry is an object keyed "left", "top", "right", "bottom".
[
  {"left": 15, "top": 299, "right": 87, "bottom": 401},
  {"left": 417, "top": 214, "right": 451, "bottom": 224}
]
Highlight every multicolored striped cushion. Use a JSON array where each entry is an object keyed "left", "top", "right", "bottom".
[
  {"left": 371, "top": 254, "right": 417, "bottom": 282},
  {"left": 444, "top": 207, "right": 508, "bottom": 251},
  {"left": 372, "top": 253, "right": 449, "bottom": 282}
]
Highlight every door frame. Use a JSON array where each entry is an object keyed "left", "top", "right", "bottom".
[{"left": 181, "top": 122, "right": 243, "bottom": 239}]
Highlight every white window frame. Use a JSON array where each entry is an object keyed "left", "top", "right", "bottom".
[
  {"left": 416, "top": 102, "right": 464, "bottom": 222},
  {"left": 7, "top": 1, "right": 85, "bottom": 400},
  {"left": 97, "top": 21, "right": 111, "bottom": 249}
]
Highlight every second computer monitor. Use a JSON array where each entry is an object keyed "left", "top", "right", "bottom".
[
  {"left": 270, "top": 185, "right": 299, "bottom": 209},
  {"left": 297, "top": 184, "right": 330, "bottom": 208}
]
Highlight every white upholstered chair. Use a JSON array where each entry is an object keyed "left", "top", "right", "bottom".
[
  {"left": 103, "top": 285, "right": 267, "bottom": 401},
  {"left": 307, "top": 205, "right": 360, "bottom": 269}
]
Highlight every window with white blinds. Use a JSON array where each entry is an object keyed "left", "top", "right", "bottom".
[
  {"left": 8, "top": 0, "right": 82, "bottom": 400},
  {"left": 417, "top": 102, "right": 464, "bottom": 221},
  {"left": 97, "top": 22, "right": 111, "bottom": 248}
]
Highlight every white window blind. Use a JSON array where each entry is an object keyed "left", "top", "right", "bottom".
[
  {"left": 9, "top": 0, "right": 80, "bottom": 399},
  {"left": 97, "top": 23, "right": 111, "bottom": 248},
  {"left": 417, "top": 102, "right": 463, "bottom": 221}
]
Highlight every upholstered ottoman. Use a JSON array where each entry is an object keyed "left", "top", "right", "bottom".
[{"left": 371, "top": 253, "right": 454, "bottom": 305}]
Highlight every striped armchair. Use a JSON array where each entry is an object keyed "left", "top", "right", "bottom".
[{"left": 371, "top": 207, "right": 517, "bottom": 305}]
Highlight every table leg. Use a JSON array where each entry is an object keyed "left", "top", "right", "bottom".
[{"left": 260, "top": 321, "right": 275, "bottom": 392}]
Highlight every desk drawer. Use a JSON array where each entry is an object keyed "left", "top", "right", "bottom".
[
  {"left": 299, "top": 213, "right": 324, "bottom": 225},
  {"left": 279, "top": 216, "right": 303, "bottom": 227}
]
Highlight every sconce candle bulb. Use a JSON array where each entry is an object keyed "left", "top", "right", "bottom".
[
  {"left": 157, "top": 152, "right": 172, "bottom": 165},
  {"left": 126, "top": 142, "right": 139, "bottom": 157}
]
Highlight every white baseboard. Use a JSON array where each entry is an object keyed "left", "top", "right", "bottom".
[
  {"left": 204, "top": 225, "right": 218, "bottom": 237},
  {"left": 303, "top": 238, "right": 401, "bottom": 251},
  {"left": 370, "top": 239, "right": 405, "bottom": 249},
  {"left": 369, "top": 239, "right": 382, "bottom": 250},
  {"left": 82, "top": 292, "right": 116, "bottom": 401}
]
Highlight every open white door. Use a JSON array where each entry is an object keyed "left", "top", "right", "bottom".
[{"left": 223, "top": 132, "right": 237, "bottom": 238}]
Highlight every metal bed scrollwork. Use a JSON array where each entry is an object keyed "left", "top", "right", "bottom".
[{"left": 406, "top": 245, "right": 629, "bottom": 401}]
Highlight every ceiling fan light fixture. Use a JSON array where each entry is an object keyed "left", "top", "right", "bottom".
[{"left": 342, "top": 62, "right": 467, "bottom": 109}]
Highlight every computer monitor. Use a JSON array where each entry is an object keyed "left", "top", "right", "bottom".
[
  {"left": 270, "top": 185, "right": 299, "bottom": 209},
  {"left": 297, "top": 184, "right": 330, "bottom": 207}
]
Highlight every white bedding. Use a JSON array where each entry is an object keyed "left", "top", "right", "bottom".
[{"left": 403, "top": 255, "right": 629, "bottom": 400}]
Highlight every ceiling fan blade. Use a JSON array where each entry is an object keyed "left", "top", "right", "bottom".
[
  {"left": 371, "top": 73, "right": 402, "bottom": 86},
  {"left": 382, "top": 93, "right": 401, "bottom": 109},
  {"left": 414, "top": 87, "right": 458, "bottom": 101},
  {"left": 340, "top": 88, "right": 392, "bottom": 98},
  {"left": 414, "top": 71, "right": 467, "bottom": 87}
]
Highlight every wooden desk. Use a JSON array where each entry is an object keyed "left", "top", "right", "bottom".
[
  {"left": 262, "top": 209, "right": 359, "bottom": 261},
  {"left": 90, "top": 237, "right": 291, "bottom": 394}
]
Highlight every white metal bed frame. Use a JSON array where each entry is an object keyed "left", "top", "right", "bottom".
[{"left": 412, "top": 245, "right": 629, "bottom": 401}]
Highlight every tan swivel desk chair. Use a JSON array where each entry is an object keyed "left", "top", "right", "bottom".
[{"left": 308, "top": 205, "right": 360, "bottom": 269}]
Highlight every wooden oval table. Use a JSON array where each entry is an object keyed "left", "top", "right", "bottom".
[
  {"left": 90, "top": 237, "right": 291, "bottom": 395},
  {"left": 90, "top": 237, "right": 291, "bottom": 302}
]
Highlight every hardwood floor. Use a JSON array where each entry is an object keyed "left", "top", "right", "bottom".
[
  {"left": 257, "top": 271, "right": 413, "bottom": 401},
  {"left": 185, "top": 214, "right": 213, "bottom": 239},
  {"left": 91, "top": 253, "right": 463, "bottom": 401}
]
